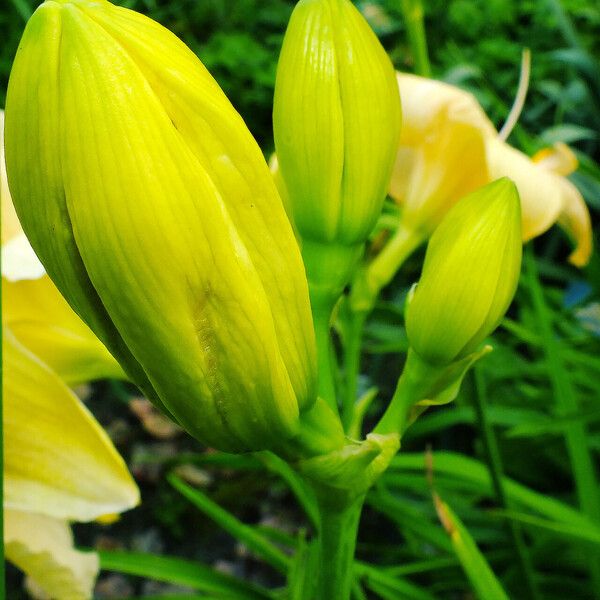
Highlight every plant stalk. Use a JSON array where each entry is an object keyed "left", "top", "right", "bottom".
[
  {"left": 312, "top": 491, "right": 366, "bottom": 600},
  {"left": 313, "top": 302, "right": 338, "bottom": 413},
  {"left": 399, "top": 0, "right": 431, "bottom": 77}
]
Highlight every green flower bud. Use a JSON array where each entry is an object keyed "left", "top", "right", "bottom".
[
  {"left": 406, "top": 178, "right": 522, "bottom": 365},
  {"left": 273, "top": 0, "right": 402, "bottom": 301},
  {"left": 5, "top": 0, "right": 318, "bottom": 453}
]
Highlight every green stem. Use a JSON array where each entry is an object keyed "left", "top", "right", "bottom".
[
  {"left": 473, "top": 367, "right": 541, "bottom": 600},
  {"left": 399, "top": 0, "right": 431, "bottom": 77},
  {"left": 342, "top": 310, "right": 368, "bottom": 431},
  {"left": 345, "top": 226, "right": 423, "bottom": 428},
  {"left": 373, "top": 351, "right": 421, "bottom": 435},
  {"left": 524, "top": 248, "right": 600, "bottom": 592},
  {"left": 313, "top": 303, "right": 338, "bottom": 414},
  {"left": 313, "top": 492, "right": 366, "bottom": 600}
]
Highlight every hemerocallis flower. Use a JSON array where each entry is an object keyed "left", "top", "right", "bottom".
[
  {"left": 392, "top": 72, "right": 592, "bottom": 267},
  {"left": 3, "top": 329, "right": 140, "bottom": 600},
  {"left": 273, "top": 0, "right": 402, "bottom": 305},
  {"left": 406, "top": 178, "right": 522, "bottom": 365},
  {"left": 5, "top": 0, "right": 320, "bottom": 453},
  {"left": 2, "top": 111, "right": 140, "bottom": 600}
]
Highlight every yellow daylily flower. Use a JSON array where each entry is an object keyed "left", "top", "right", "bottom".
[
  {"left": 392, "top": 72, "right": 592, "bottom": 266},
  {"left": 5, "top": 0, "right": 318, "bottom": 453},
  {"left": 274, "top": 0, "right": 402, "bottom": 293},
  {"left": 1, "top": 110, "right": 125, "bottom": 384},
  {"left": 3, "top": 329, "right": 140, "bottom": 600}
]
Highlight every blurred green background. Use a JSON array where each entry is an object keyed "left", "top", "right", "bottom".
[{"left": 2, "top": 0, "right": 600, "bottom": 598}]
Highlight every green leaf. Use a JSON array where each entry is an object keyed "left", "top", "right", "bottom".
[
  {"left": 98, "top": 550, "right": 273, "bottom": 600},
  {"left": 167, "top": 471, "right": 290, "bottom": 573},
  {"left": 433, "top": 494, "right": 509, "bottom": 600}
]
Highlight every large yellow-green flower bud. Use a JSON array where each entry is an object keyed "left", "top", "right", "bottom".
[
  {"left": 5, "top": 0, "right": 318, "bottom": 453},
  {"left": 406, "top": 178, "right": 522, "bottom": 366},
  {"left": 273, "top": 0, "right": 402, "bottom": 304}
]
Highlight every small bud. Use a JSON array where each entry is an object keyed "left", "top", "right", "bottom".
[
  {"left": 273, "top": 0, "right": 402, "bottom": 300},
  {"left": 5, "top": 0, "right": 317, "bottom": 452},
  {"left": 406, "top": 178, "right": 522, "bottom": 365}
]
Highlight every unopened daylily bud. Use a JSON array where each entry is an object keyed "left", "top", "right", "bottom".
[
  {"left": 406, "top": 178, "right": 522, "bottom": 366},
  {"left": 273, "top": 0, "right": 402, "bottom": 302},
  {"left": 5, "top": 0, "right": 318, "bottom": 453}
]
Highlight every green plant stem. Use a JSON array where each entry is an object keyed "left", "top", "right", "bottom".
[
  {"left": 342, "top": 310, "right": 368, "bottom": 430},
  {"left": 473, "top": 367, "right": 541, "bottom": 600},
  {"left": 313, "top": 303, "right": 338, "bottom": 413},
  {"left": 313, "top": 492, "right": 366, "bottom": 600},
  {"left": 344, "top": 227, "right": 423, "bottom": 428},
  {"left": 524, "top": 248, "right": 600, "bottom": 592},
  {"left": 399, "top": 0, "right": 431, "bottom": 77}
]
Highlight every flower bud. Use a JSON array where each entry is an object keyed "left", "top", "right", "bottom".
[
  {"left": 5, "top": 0, "right": 317, "bottom": 452},
  {"left": 406, "top": 178, "right": 522, "bottom": 365},
  {"left": 273, "top": 0, "right": 402, "bottom": 300}
]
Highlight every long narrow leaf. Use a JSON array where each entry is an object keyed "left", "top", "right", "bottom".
[
  {"left": 98, "top": 550, "right": 273, "bottom": 600},
  {"left": 433, "top": 494, "right": 509, "bottom": 600},
  {"left": 168, "top": 471, "right": 290, "bottom": 574}
]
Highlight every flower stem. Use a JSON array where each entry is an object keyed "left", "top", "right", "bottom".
[
  {"left": 312, "top": 490, "right": 366, "bottom": 600},
  {"left": 313, "top": 302, "right": 338, "bottom": 414},
  {"left": 399, "top": 0, "right": 431, "bottom": 77},
  {"left": 344, "top": 226, "right": 423, "bottom": 428}
]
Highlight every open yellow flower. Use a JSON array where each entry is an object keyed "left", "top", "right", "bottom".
[
  {"left": 2, "top": 112, "right": 139, "bottom": 599},
  {"left": 392, "top": 72, "right": 592, "bottom": 267}
]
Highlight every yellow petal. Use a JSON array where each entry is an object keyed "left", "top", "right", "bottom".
[
  {"left": 396, "top": 73, "right": 496, "bottom": 147},
  {"left": 485, "top": 137, "right": 563, "bottom": 241},
  {"left": 390, "top": 74, "right": 491, "bottom": 235},
  {"left": 0, "top": 111, "right": 22, "bottom": 244},
  {"left": 393, "top": 119, "right": 489, "bottom": 235},
  {"left": 532, "top": 142, "right": 578, "bottom": 176},
  {"left": 5, "top": 510, "right": 98, "bottom": 600},
  {"left": 3, "top": 274, "right": 125, "bottom": 383},
  {"left": 3, "top": 329, "right": 139, "bottom": 521},
  {"left": 555, "top": 176, "right": 593, "bottom": 267}
]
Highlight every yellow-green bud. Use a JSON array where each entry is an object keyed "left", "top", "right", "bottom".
[
  {"left": 273, "top": 0, "right": 402, "bottom": 299},
  {"left": 5, "top": 0, "right": 317, "bottom": 453},
  {"left": 406, "top": 178, "right": 522, "bottom": 365}
]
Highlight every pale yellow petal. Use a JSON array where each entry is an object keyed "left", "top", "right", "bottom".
[
  {"left": 396, "top": 72, "right": 496, "bottom": 147},
  {"left": 5, "top": 510, "right": 98, "bottom": 600},
  {"left": 485, "top": 137, "right": 563, "bottom": 241},
  {"left": 3, "top": 274, "right": 125, "bottom": 383},
  {"left": 0, "top": 110, "right": 22, "bottom": 244},
  {"left": 532, "top": 142, "right": 578, "bottom": 176},
  {"left": 1, "top": 232, "right": 45, "bottom": 281},
  {"left": 555, "top": 177, "right": 593, "bottom": 267},
  {"left": 3, "top": 329, "right": 139, "bottom": 521}
]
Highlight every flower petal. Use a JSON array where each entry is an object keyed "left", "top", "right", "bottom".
[
  {"left": 556, "top": 176, "right": 593, "bottom": 267},
  {"left": 1, "top": 233, "right": 45, "bottom": 281},
  {"left": 532, "top": 142, "right": 578, "bottom": 176},
  {"left": 396, "top": 73, "right": 496, "bottom": 147},
  {"left": 0, "top": 110, "right": 22, "bottom": 244},
  {"left": 485, "top": 137, "right": 563, "bottom": 241},
  {"left": 3, "top": 329, "right": 139, "bottom": 521},
  {"left": 5, "top": 510, "right": 99, "bottom": 600},
  {"left": 3, "top": 273, "right": 125, "bottom": 383}
]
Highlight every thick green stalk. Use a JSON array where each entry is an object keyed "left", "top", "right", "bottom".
[
  {"left": 524, "top": 248, "right": 600, "bottom": 592},
  {"left": 472, "top": 367, "right": 540, "bottom": 600},
  {"left": 313, "top": 491, "right": 366, "bottom": 600},
  {"left": 399, "top": 0, "right": 431, "bottom": 77}
]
